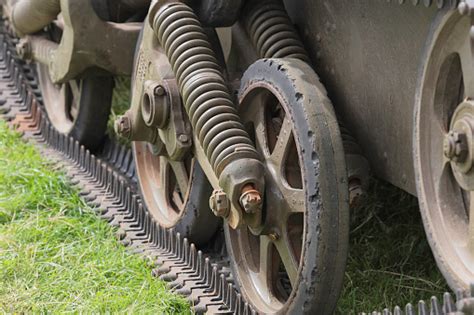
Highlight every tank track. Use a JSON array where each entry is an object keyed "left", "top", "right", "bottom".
[
  {"left": 362, "top": 289, "right": 474, "bottom": 314},
  {"left": 0, "top": 23, "right": 255, "bottom": 315},
  {"left": 0, "top": 11, "right": 472, "bottom": 315}
]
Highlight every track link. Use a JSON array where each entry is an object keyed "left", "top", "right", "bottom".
[
  {"left": 0, "top": 17, "right": 473, "bottom": 315},
  {"left": 0, "top": 24, "right": 255, "bottom": 315}
]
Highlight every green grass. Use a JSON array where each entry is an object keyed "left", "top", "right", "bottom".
[
  {"left": 0, "top": 120, "right": 191, "bottom": 313},
  {"left": 336, "top": 181, "right": 448, "bottom": 313}
]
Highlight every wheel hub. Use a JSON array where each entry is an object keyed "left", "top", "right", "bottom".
[{"left": 446, "top": 101, "right": 474, "bottom": 189}]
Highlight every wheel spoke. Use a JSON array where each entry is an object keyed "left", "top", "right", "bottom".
[
  {"left": 169, "top": 160, "right": 189, "bottom": 196},
  {"left": 247, "top": 103, "right": 269, "bottom": 157},
  {"left": 67, "top": 81, "right": 81, "bottom": 120},
  {"left": 159, "top": 157, "right": 169, "bottom": 190},
  {"left": 259, "top": 235, "right": 273, "bottom": 287},
  {"left": 274, "top": 231, "right": 299, "bottom": 288},
  {"left": 281, "top": 186, "right": 305, "bottom": 214},
  {"left": 270, "top": 115, "right": 293, "bottom": 166},
  {"left": 459, "top": 34, "right": 474, "bottom": 99}
]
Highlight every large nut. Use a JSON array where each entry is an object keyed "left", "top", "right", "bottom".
[
  {"left": 209, "top": 189, "right": 230, "bottom": 218},
  {"left": 444, "top": 131, "right": 468, "bottom": 163},
  {"left": 16, "top": 38, "right": 31, "bottom": 60},
  {"left": 141, "top": 80, "right": 170, "bottom": 128},
  {"left": 239, "top": 185, "right": 262, "bottom": 214},
  {"left": 114, "top": 115, "right": 132, "bottom": 139}
]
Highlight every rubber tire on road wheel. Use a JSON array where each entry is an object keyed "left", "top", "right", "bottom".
[
  {"left": 225, "top": 58, "right": 349, "bottom": 314},
  {"left": 67, "top": 76, "right": 114, "bottom": 150}
]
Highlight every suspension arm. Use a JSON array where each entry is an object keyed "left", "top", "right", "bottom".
[{"left": 8, "top": 0, "right": 141, "bottom": 83}]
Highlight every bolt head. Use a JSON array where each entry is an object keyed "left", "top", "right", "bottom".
[
  {"left": 239, "top": 189, "right": 262, "bottom": 214},
  {"left": 443, "top": 132, "right": 456, "bottom": 159},
  {"left": 268, "top": 232, "right": 279, "bottom": 241},
  {"left": 16, "top": 38, "right": 30, "bottom": 60},
  {"left": 444, "top": 131, "right": 468, "bottom": 162},
  {"left": 155, "top": 85, "right": 166, "bottom": 96},
  {"left": 178, "top": 134, "right": 189, "bottom": 143},
  {"left": 115, "top": 115, "right": 131, "bottom": 139},
  {"left": 209, "top": 190, "right": 230, "bottom": 218}
]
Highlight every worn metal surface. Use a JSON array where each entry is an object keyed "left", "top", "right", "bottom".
[{"left": 283, "top": 1, "right": 443, "bottom": 195}]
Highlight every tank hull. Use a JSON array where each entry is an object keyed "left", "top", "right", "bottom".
[{"left": 285, "top": 1, "right": 440, "bottom": 195}]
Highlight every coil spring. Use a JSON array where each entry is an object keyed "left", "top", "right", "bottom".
[
  {"left": 243, "top": 0, "right": 310, "bottom": 63},
  {"left": 243, "top": 0, "right": 369, "bottom": 188},
  {"left": 152, "top": 2, "right": 259, "bottom": 175}
]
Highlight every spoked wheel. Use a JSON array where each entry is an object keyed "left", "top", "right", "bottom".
[
  {"left": 226, "top": 59, "right": 349, "bottom": 314},
  {"left": 415, "top": 9, "right": 474, "bottom": 290},
  {"left": 37, "top": 24, "right": 113, "bottom": 150},
  {"left": 134, "top": 142, "right": 218, "bottom": 245}
]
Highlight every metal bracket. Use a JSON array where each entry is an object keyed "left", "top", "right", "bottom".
[
  {"left": 10, "top": 0, "right": 141, "bottom": 83},
  {"left": 50, "top": 0, "right": 141, "bottom": 83}
]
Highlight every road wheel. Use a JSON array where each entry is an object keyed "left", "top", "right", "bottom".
[
  {"left": 134, "top": 142, "right": 219, "bottom": 245},
  {"left": 225, "top": 58, "right": 349, "bottom": 314},
  {"left": 415, "top": 8, "right": 474, "bottom": 290},
  {"left": 37, "top": 63, "right": 113, "bottom": 150}
]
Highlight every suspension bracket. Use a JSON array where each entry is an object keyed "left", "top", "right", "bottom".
[
  {"left": 8, "top": 0, "right": 141, "bottom": 83},
  {"left": 118, "top": 0, "right": 265, "bottom": 228}
]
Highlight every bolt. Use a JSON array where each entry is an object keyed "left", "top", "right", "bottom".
[
  {"left": 268, "top": 232, "right": 279, "bottom": 242},
  {"left": 114, "top": 115, "right": 132, "bottom": 139},
  {"left": 349, "top": 178, "right": 364, "bottom": 208},
  {"left": 155, "top": 85, "right": 166, "bottom": 96},
  {"left": 209, "top": 190, "right": 230, "bottom": 218},
  {"left": 178, "top": 134, "right": 189, "bottom": 143},
  {"left": 444, "top": 131, "right": 468, "bottom": 162},
  {"left": 239, "top": 185, "right": 262, "bottom": 214},
  {"left": 16, "top": 38, "right": 31, "bottom": 60}
]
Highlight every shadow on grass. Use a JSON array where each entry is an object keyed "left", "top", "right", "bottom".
[{"left": 337, "top": 180, "right": 449, "bottom": 313}]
